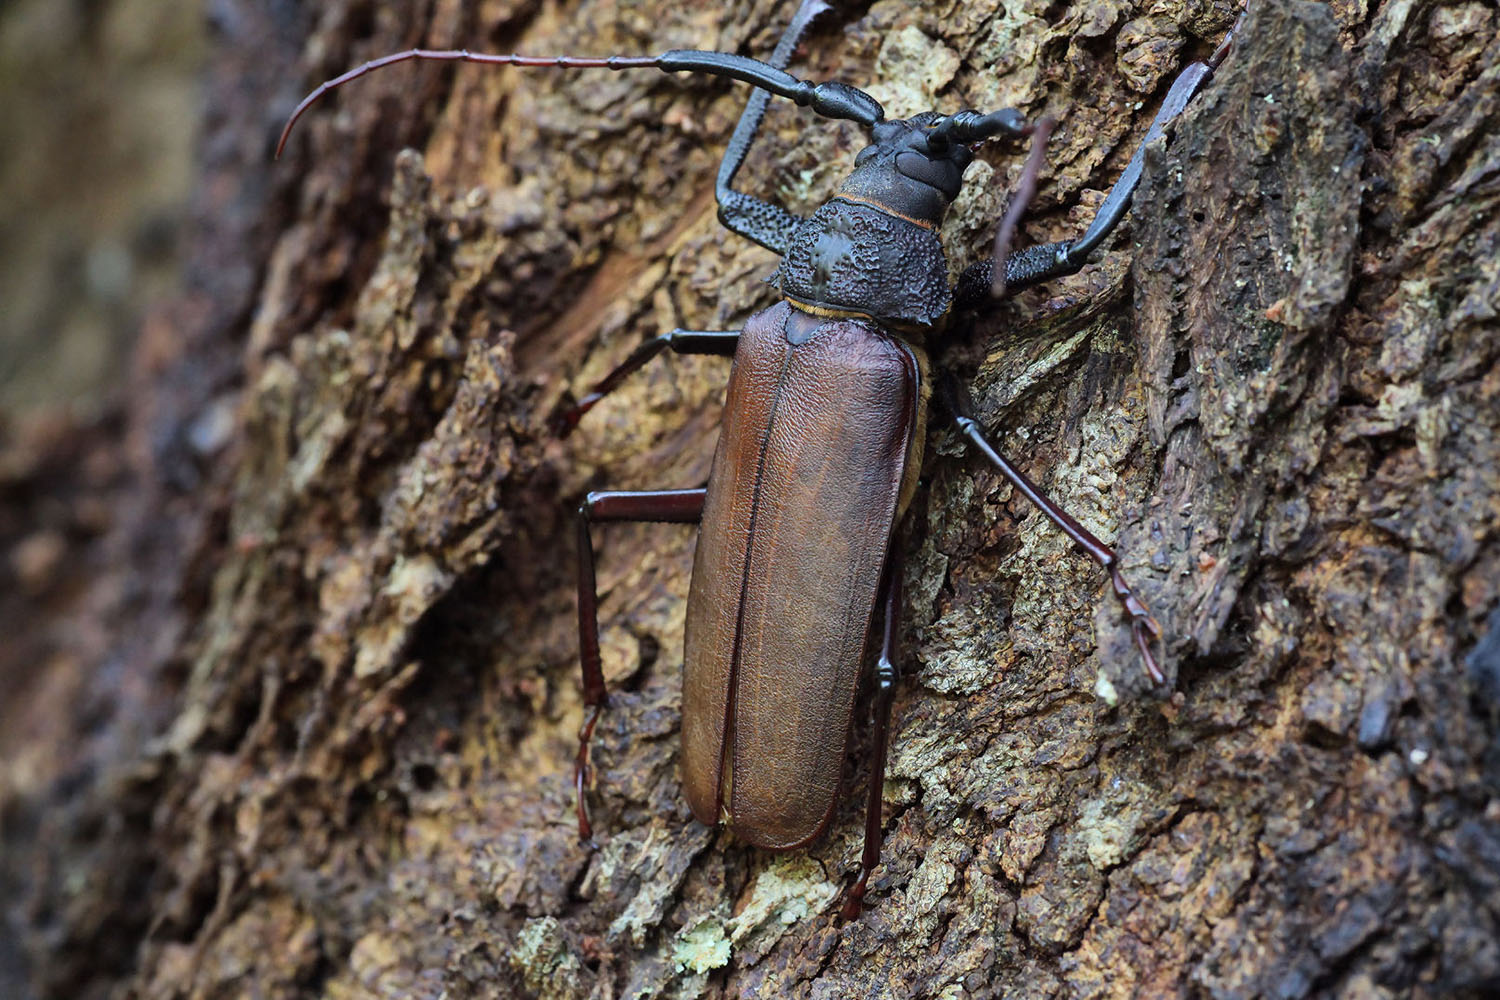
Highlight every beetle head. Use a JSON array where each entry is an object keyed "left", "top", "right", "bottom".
[{"left": 840, "top": 109, "right": 1030, "bottom": 226}]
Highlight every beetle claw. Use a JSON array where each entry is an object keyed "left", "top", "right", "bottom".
[
  {"left": 1132, "top": 619, "right": 1166, "bottom": 685},
  {"left": 1108, "top": 565, "right": 1166, "bottom": 683}
]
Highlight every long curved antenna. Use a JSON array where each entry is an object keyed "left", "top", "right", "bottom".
[
  {"left": 276, "top": 47, "right": 884, "bottom": 158},
  {"left": 990, "top": 116, "right": 1055, "bottom": 297}
]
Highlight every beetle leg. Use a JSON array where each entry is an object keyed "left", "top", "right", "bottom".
[
  {"left": 554, "top": 330, "right": 740, "bottom": 437},
  {"left": 953, "top": 20, "right": 1240, "bottom": 307},
  {"left": 939, "top": 377, "right": 1165, "bottom": 684},
  {"left": 843, "top": 531, "right": 904, "bottom": 919},
  {"left": 574, "top": 488, "right": 707, "bottom": 841},
  {"left": 715, "top": 0, "right": 829, "bottom": 253},
  {"left": 989, "top": 116, "right": 1056, "bottom": 298}
]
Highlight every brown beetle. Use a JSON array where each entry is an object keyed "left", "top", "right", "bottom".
[{"left": 278, "top": 0, "right": 1238, "bottom": 917}]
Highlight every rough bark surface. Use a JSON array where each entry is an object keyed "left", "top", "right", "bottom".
[{"left": 3, "top": 0, "right": 1498, "bottom": 998}]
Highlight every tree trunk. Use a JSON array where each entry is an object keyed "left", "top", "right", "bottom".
[{"left": 5, "top": 0, "right": 1498, "bottom": 997}]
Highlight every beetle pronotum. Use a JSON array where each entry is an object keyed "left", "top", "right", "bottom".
[{"left": 279, "top": 0, "right": 1239, "bottom": 917}]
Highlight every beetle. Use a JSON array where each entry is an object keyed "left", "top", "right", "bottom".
[{"left": 278, "top": 0, "right": 1239, "bottom": 917}]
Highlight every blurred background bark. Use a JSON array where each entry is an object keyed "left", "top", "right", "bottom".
[{"left": 2, "top": 0, "right": 1497, "bottom": 997}]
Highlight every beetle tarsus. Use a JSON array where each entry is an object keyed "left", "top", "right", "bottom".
[
  {"left": 574, "top": 705, "right": 603, "bottom": 841},
  {"left": 1133, "top": 622, "right": 1166, "bottom": 686},
  {"left": 841, "top": 536, "right": 905, "bottom": 918},
  {"left": 841, "top": 877, "right": 869, "bottom": 920},
  {"left": 1103, "top": 573, "right": 1166, "bottom": 683},
  {"left": 1110, "top": 565, "right": 1165, "bottom": 683}
]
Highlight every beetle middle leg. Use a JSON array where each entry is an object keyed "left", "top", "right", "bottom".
[
  {"left": 939, "top": 377, "right": 1165, "bottom": 684},
  {"left": 554, "top": 330, "right": 740, "bottom": 436},
  {"left": 574, "top": 488, "right": 706, "bottom": 840}
]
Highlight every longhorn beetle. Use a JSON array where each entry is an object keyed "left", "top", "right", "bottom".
[{"left": 278, "top": 1, "right": 1239, "bottom": 918}]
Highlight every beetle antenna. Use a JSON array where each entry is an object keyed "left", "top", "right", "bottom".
[
  {"left": 990, "top": 116, "right": 1056, "bottom": 297},
  {"left": 276, "top": 47, "right": 884, "bottom": 158}
]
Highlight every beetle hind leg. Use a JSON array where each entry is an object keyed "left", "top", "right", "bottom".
[
  {"left": 939, "top": 376, "right": 1166, "bottom": 684},
  {"left": 843, "top": 533, "right": 904, "bottom": 919},
  {"left": 574, "top": 488, "right": 707, "bottom": 841}
]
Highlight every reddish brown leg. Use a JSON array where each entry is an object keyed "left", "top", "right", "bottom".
[
  {"left": 554, "top": 331, "right": 740, "bottom": 437},
  {"left": 843, "top": 533, "right": 904, "bottom": 919},
  {"left": 989, "top": 116, "right": 1056, "bottom": 298},
  {"left": 940, "top": 377, "right": 1165, "bottom": 684},
  {"left": 575, "top": 488, "right": 706, "bottom": 841}
]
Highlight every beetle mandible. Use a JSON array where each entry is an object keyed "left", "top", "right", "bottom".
[{"left": 278, "top": 0, "right": 1239, "bottom": 917}]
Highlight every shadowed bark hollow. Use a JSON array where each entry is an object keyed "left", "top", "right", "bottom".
[{"left": 3, "top": 0, "right": 1498, "bottom": 997}]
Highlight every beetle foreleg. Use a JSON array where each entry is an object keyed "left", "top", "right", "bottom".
[
  {"left": 574, "top": 488, "right": 707, "bottom": 840},
  {"left": 953, "top": 19, "right": 1240, "bottom": 308},
  {"left": 843, "top": 531, "right": 904, "bottom": 919},
  {"left": 716, "top": 0, "right": 830, "bottom": 253},
  {"left": 554, "top": 330, "right": 740, "bottom": 437},
  {"left": 939, "top": 378, "right": 1165, "bottom": 684}
]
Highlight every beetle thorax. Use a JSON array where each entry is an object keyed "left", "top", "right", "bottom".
[
  {"left": 773, "top": 113, "right": 979, "bottom": 331},
  {"left": 776, "top": 202, "right": 951, "bottom": 331}
]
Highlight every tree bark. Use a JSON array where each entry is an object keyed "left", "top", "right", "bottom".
[{"left": 5, "top": 0, "right": 1499, "bottom": 997}]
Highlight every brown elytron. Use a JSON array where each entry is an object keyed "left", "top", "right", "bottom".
[{"left": 682, "top": 303, "right": 921, "bottom": 848}]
